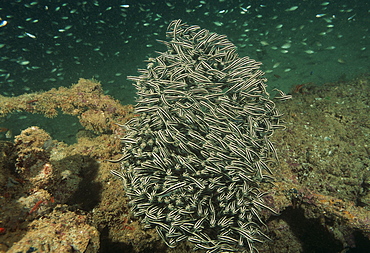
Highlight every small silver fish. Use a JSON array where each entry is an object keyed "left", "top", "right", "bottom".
[
  {"left": 0, "top": 20, "right": 8, "bottom": 27},
  {"left": 5, "top": 130, "right": 13, "bottom": 139},
  {"left": 25, "top": 32, "right": 36, "bottom": 39}
]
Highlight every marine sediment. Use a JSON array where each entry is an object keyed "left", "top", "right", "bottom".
[{"left": 113, "top": 19, "right": 287, "bottom": 252}]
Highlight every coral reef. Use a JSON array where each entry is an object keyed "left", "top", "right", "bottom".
[
  {"left": 0, "top": 22, "right": 369, "bottom": 253},
  {"left": 7, "top": 208, "right": 100, "bottom": 253},
  {"left": 0, "top": 76, "right": 369, "bottom": 253},
  {"left": 113, "top": 20, "right": 288, "bottom": 252},
  {"left": 261, "top": 75, "right": 370, "bottom": 252},
  {"left": 0, "top": 78, "right": 134, "bottom": 134},
  {"left": 0, "top": 80, "right": 133, "bottom": 252}
]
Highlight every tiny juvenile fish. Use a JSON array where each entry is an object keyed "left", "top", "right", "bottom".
[{"left": 25, "top": 32, "right": 36, "bottom": 39}]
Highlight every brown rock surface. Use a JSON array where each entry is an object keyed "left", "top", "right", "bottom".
[{"left": 0, "top": 76, "right": 369, "bottom": 252}]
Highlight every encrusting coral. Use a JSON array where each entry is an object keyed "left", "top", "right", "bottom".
[
  {"left": 112, "top": 19, "right": 289, "bottom": 252},
  {"left": 0, "top": 78, "right": 134, "bottom": 134},
  {"left": 0, "top": 79, "right": 134, "bottom": 252}
]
